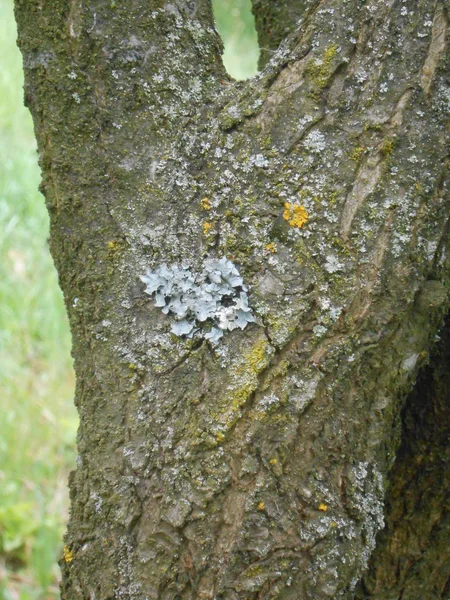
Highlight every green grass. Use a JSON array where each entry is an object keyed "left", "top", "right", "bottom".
[
  {"left": 0, "top": 1, "right": 77, "bottom": 597},
  {"left": 0, "top": 0, "right": 258, "bottom": 597}
]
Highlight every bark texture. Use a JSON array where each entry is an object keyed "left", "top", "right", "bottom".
[{"left": 14, "top": 0, "right": 450, "bottom": 598}]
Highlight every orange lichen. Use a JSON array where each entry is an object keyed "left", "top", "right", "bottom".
[
  {"left": 283, "top": 203, "right": 308, "bottom": 228},
  {"left": 265, "top": 242, "right": 277, "bottom": 253}
]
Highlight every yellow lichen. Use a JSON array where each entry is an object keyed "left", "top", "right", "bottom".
[
  {"left": 200, "top": 197, "right": 211, "bottom": 210},
  {"left": 215, "top": 431, "right": 225, "bottom": 443},
  {"left": 63, "top": 545, "right": 73, "bottom": 563},
  {"left": 250, "top": 410, "right": 293, "bottom": 424},
  {"left": 269, "top": 458, "right": 278, "bottom": 465},
  {"left": 107, "top": 240, "right": 121, "bottom": 257},
  {"left": 257, "top": 502, "right": 265, "bottom": 511},
  {"left": 210, "top": 337, "right": 272, "bottom": 432},
  {"left": 244, "top": 337, "right": 271, "bottom": 373},
  {"left": 318, "top": 503, "right": 328, "bottom": 512},
  {"left": 265, "top": 242, "right": 277, "bottom": 253},
  {"left": 203, "top": 222, "right": 213, "bottom": 235},
  {"left": 283, "top": 203, "right": 308, "bottom": 228}
]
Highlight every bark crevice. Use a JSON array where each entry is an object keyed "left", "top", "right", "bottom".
[{"left": 356, "top": 315, "right": 450, "bottom": 599}]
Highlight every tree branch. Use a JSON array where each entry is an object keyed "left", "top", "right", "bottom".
[{"left": 14, "top": 0, "right": 227, "bottom": 221}]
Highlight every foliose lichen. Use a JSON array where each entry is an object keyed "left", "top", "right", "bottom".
[{"left": 141, "top": 257, "right": 255, "bottom": 343}]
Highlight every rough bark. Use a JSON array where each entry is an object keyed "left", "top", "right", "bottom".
[{"left": 14, "top": 0, "right": 450, "bottom": 599}]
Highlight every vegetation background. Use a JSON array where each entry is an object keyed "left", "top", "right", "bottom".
[{"left": 0, "top": 0, "right": 258, "bottom": 597}]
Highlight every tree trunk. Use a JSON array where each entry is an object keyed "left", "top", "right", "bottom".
[
  {"left": 356, "top": 314, "right": 450, "bottom": 599},
  {"left": 14, "top": 0, "right": 449, "bottom": 598}
]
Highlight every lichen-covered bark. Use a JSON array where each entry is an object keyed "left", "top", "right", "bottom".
[{"left": 14, "top": 0, "right": 450, "bottom": 598}]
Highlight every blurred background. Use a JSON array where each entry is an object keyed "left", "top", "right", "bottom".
[{"left": 0, "top": 0, "right": 258, "bottom": 598}]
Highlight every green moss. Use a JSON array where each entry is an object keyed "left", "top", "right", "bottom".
[
  {"left": 107, "top": 240, "right": 121, "bottom": 258},
  {"left": 349, "top": 146, "right": 366, "bottom": 162},
  {"left": 364, "top": 122, "right": 382, "bottom": 132},
  {"left": 380, "top": 138, "right": 394, "bottom": 156},
  {"left": 305, "top": 44, "right": 339, "bottom": 100},
  {"left": 328, "top": 191, "right": 338, "bottom": 206},
  {"left": 244, "top": 565, "right": 264, "bottom": 578},
  {"left": 261, "top": 135, "right": 272, "bottom": 149}
]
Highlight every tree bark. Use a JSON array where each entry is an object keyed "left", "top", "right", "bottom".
[{"left": 14, "top": 0, "right": 449, "bottom": 598}]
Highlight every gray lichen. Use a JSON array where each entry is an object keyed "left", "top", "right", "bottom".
[{"left": 141, "top": 257, "right": 255, "bottom": 343}]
